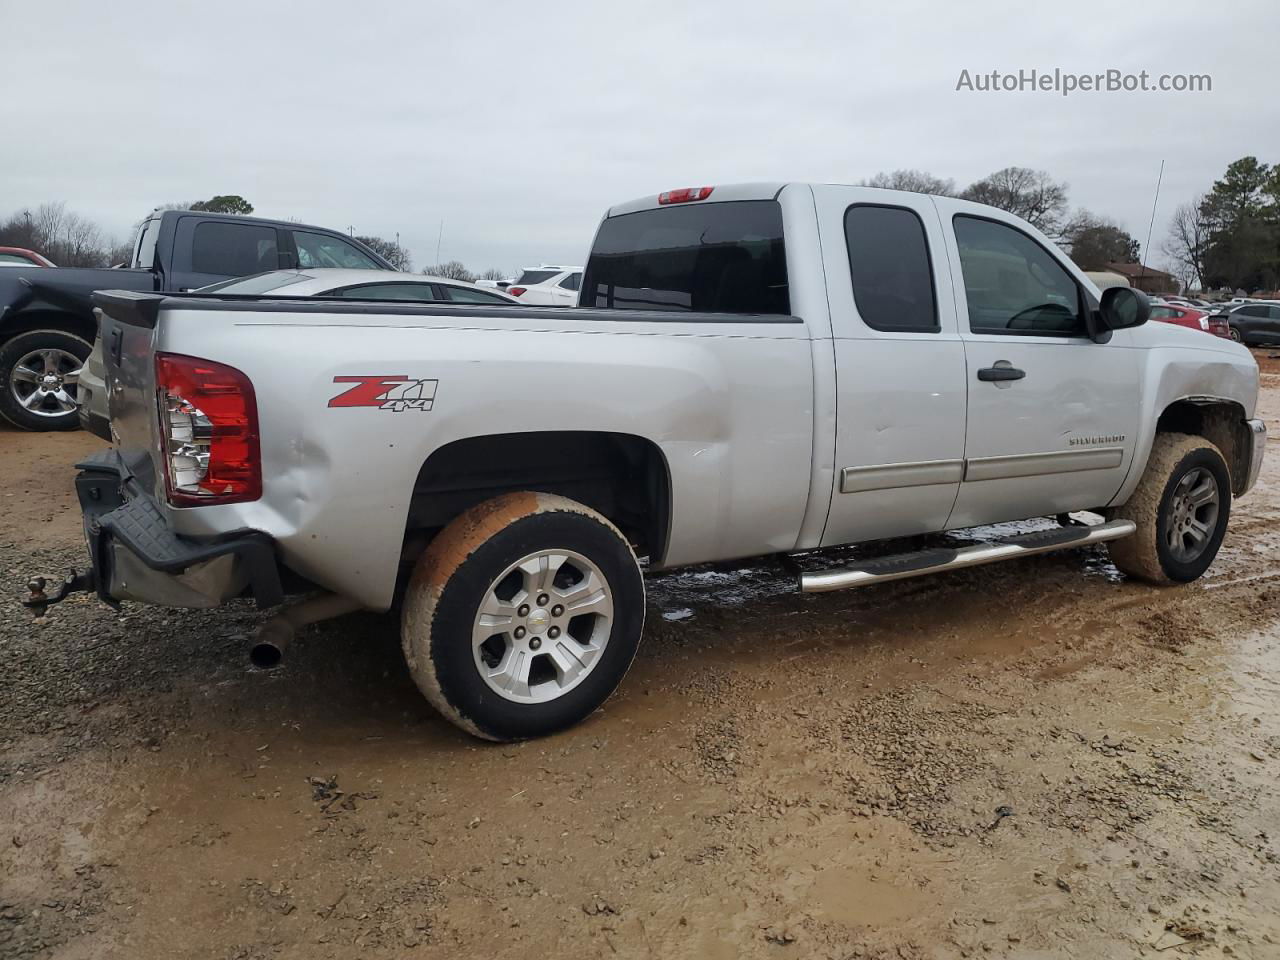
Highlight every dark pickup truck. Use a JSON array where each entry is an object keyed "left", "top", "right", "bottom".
[{"left": 0, "top": 210, "right": 393, "bottom": 431}]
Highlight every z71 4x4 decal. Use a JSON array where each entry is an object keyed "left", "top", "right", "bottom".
[{"left": 329, "top": 376, "right": 438, "bottom": 412}]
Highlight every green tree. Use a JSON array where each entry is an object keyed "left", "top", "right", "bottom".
[
  {"left": 189, "top": 195, "right": 255, "bottom": 215},
  {"left": 1200, "top": 157, "right": 1277, "bottom": 291},
  {"left": 1062, "top": 210, "right": 1140, "bottom": 270}
]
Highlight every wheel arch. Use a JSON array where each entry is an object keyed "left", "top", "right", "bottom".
[
  {"left": 1154, "top": 397, "right": 1252, "bottom": 496},
  {"left": 402, "top": 430, "right": 673, "bottom": 571},
  {"left": 0, "top": 308, "right": 97, "bottom": 346},
  {"left": 1113, "top": 396, "right": 1255, "bottom": 503}
]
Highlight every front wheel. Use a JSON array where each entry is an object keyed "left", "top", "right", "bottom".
[
  {"left": 0, "top": 328, "right": 91, "bottom": 431},
  {"left": 1107, "top": 433, "right": 1231, "bottom": 583},
  {"left": 401, "top": 492, "right": 645, "bottom": 741}
]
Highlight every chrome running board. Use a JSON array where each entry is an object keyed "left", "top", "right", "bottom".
[{"left": 799, "top": 519, "right": 1137, "bottom": 594}]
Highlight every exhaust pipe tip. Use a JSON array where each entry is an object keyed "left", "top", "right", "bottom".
[
  {"left": 247, "top": 593, "right": 363, "bottom": 670},
  {"left": 250, "top": 641, "right": 284, "bottom": 670}
]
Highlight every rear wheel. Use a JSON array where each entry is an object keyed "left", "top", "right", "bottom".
[
  {"left": 401, "top": 492, "right": 645, "bottom": 741},
  {"left": 0, "top": 329, "right": 91, "bottom": 431},
  {"left": 1107, "top": 433, "right": 1231, "bottom": 583}
]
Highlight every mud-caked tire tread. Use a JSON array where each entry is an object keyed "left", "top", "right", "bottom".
[
  {"left": 1107, "top": 433, "right": 1230, "bottom": 584},
  {"left": 401, "top": 492, "right": 644, "bottom": 741}
]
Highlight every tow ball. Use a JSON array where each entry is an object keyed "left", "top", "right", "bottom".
[{"left": 23, "top": 569, "right": 97, "bottom": 617}]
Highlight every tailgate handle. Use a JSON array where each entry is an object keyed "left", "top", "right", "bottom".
[
  {"left": 977, "top": 365, "right": 1025, "bottom": 382},
  {"left": 109, "top": 327, "right": 123, "bottom": 364}
]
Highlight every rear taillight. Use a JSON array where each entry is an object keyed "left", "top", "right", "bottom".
[
  {"left": 155, "top": 353, "right": 261, "bottom": 506},
  {"left": 508, "top": 286, "right": 527, "bottom": 297},
  {"left": 658, "top": 186, "right": 714, "bottom": 204}
]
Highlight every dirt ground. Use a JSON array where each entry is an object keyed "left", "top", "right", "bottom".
[{"left": 3, "top": 353, "right": 1280, "bottom": 960}]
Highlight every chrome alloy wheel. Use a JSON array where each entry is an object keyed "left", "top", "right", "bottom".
[
  {"left": 9, "top": 347, "right": 82, "bottom": 418},
  {"left": 1164, "top": 466, "right": 1220, "bottom": 563},
  {"left": 472, "top": 549, "right": 614, "bottom": 704}
]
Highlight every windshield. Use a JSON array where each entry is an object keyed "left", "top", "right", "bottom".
[
  {"left": 581, "top": 200, "right": 789, "bottom": 314},
  {"left": 196, "top": 271, "right": 311, "bottom": 294}
]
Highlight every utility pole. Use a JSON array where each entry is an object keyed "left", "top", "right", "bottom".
[{"left": 436, "top": 221, "right": 443, "bottom": 264}]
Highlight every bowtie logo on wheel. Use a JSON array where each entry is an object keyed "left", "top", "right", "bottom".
[{"left": 329, "top": 376, "right": 438, "bottom": 412}]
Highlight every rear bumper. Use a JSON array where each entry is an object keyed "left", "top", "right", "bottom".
[
  {"left": 77, "top": 449, "right": 283, "bottom": 609},
  {"left": 1242, "top": 418, "right": 1267, "bottom": 495}
]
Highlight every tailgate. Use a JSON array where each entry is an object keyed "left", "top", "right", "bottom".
[{"left": 92, "top": 291, "right": 167, "bottom": 496}]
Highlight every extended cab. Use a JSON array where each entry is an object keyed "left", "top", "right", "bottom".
[
  {"left": 0, "top": 210, "right": 392, "bottom": 432},
  {"left": 41, "top": 183, "right": 1266, "bottom": 741}
]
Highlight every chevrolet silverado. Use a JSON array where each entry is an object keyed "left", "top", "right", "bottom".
[{"left": 30, "top": 183, "right": 1266, "bottom": 741}]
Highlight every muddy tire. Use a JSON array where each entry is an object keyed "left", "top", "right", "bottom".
[
  {"left": 401, "top": 492, "right": 645, "bottom": 741},
  {"left": 0, "top": 328, "right": 91, "bottom": 431},
  {"left": 1107, "top": 433, "right": 1231, "bottom": 584}
]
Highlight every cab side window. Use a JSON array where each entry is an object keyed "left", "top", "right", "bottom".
[
  {"left": 844, "top": 205, "right": 938, "bottom": 332},
  {"left": 293, "top": 231, "right": 381, "bottom": 270},
  {"left": 953, "top": 216, "right": 1086, "bottom": 336}
]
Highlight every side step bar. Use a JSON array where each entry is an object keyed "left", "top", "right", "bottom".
[{"left": 799, "top": 519, "right": 1137, "bottom": 594}]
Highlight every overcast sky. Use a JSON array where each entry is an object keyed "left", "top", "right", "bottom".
[{"left": 3, "top": 0, "right": 1277, "bottom": 274}]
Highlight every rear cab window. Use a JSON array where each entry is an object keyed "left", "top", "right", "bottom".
[
  {"left": 582, "top": 200, "right": 789, "bottom": 314},
  {"left": 134, "top": 218, "right": 160, "bottom": 270},
  {"left": 516, "top": 269, "right": 559, "bottom": 285}
]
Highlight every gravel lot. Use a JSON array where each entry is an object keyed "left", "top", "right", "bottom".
[{"left": 3, "top": 353, "right": 1280, "bottom": 959}]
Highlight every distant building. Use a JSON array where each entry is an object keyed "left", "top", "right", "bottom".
[
  {"left": 1085, "top": 270, "right": 1130, "bottom": 291},
  {"left": 1102, "top": 262, "right": 1177, "bottom": 295}
]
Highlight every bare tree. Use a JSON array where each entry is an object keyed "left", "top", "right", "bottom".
[
  {"left": 860, "top": 169, "right": 957, "bottom": 196},
  {"left": 1163, "top": 197, "right": 1210, "bottom": 290},
  {"left": 356, "top": 235, "right": 412, "bottom": 271},
  {"left": 962, "top": 167, "right": 1069, "bottom": 235},
  {"left": 481, "top": 267, "right": 508, "bottom": 281},
  {"left": 4, "top": 201, "right": 108, "bottom": 266},
  {"left": 424, "top": 261, "right": 475, "bottom": 282}
]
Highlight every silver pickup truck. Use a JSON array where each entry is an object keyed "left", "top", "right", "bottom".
[{"left": 36, "top": 182, "right": 1266, "bottom": 741}]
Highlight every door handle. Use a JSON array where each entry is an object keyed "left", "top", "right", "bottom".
[{"left": 977, "top": 365, "right": 1026, "bottom": 382}]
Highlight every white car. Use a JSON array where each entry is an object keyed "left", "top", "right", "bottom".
[
  {"left": 198, "top": 269, "right": 520, "bottom": 304},
  {"left": 77, "top": 270, "right": 517, "bottom": 438},
  {"left": 507, "top": 265, "right": 583, "bottom": 306}
]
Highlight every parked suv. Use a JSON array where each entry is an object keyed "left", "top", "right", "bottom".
[
  {"left": 507, "top": 265, "right": 582, "bottom": 306},
  {"left": 1224, "top": 302, "right": 1280, "bottom": 344}
]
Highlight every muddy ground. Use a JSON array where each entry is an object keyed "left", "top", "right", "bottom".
[{"left": 3, "top": 353, "right": 1280, "bottom": 960}]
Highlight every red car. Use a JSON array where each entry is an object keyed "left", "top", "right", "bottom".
[
  {"left": 1149, "top": 303, "right": 1231, "bottom": 339},
  {"left": 0, "top": 246, "right": 55, "bottom": 267}
]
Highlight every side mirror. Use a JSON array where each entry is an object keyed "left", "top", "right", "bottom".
[{"left": 1099, "top": 286, "right": 1150, "bottom": 331}]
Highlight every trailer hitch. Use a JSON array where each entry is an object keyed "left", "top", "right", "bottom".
[{"left": 23, "top": 569, "right": 97, "bottom": 617}]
